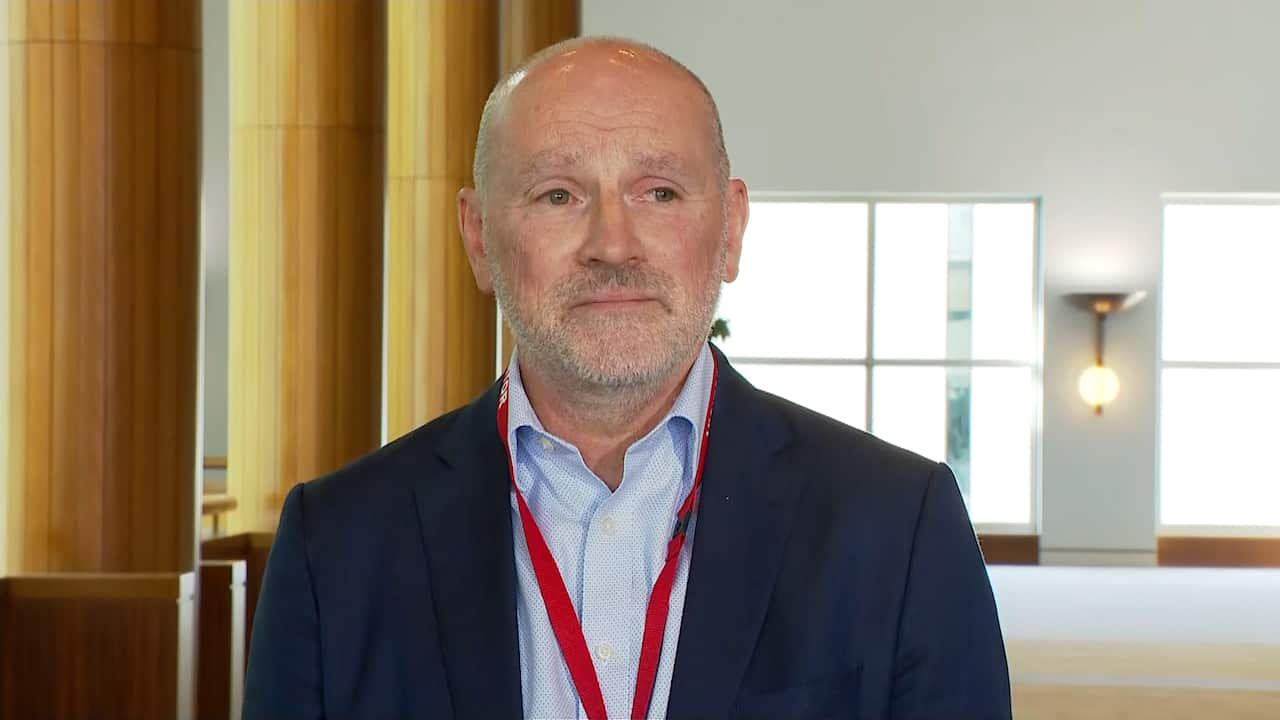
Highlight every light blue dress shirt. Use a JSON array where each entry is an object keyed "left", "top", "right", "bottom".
[{"left": 505, "top": 344, "right": 715, "bottom": 720}]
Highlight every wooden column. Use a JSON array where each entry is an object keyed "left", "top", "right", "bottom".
[
  {"left": 227, "top": 1, "right": 386, "bottom": 533},
  {"left": 494, "top": 0, "right": 578, "bottom": 367},
  {"left": 384, "top": 0, "right": 499, "bottom": 439},
  {"left": 4, "top": 0, "right": 201, "bottom": 573},
  {"left": 499, "top": 0, "right": 578, "bottom": 75}
]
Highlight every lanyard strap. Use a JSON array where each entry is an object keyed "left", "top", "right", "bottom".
[{"left": 497, "top": 357, "right": 718, "bottom": 720}]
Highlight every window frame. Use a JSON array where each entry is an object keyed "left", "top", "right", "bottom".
[{"left": 724, "top": 193, "right": 1044, "bottom": 535}]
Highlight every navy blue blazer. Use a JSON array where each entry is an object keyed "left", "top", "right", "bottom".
[{"left": 244, "top": 351, "right": 1011, "bottom": 719}]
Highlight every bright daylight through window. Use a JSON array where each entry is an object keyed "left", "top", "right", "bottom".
[
  {"left": 716, "top": 199, "right": 1040, "bottom": 526},
  {"left": 1160, "top": 202, "right": 1280, "bottom": 530}
]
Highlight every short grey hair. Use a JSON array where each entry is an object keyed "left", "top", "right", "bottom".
[{"left": 471, "top": 36, "right": 730, "bottom": 201}]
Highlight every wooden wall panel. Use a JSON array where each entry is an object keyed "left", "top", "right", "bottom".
[
  {"left": 202, "top": 533, "right": 273, "bottom": 673},
  {"left": 1158, "top": 537, "right": 1280, "bottom": 567},
  {"left": 3, "top": 0, "right": 201, "bottom": 573},
  {"left": 197, "top": 561, "right": 246, "bottom": 720},
  {"left": 0, "top": 573, "right": 196, "bottom": 720},
  {"left": 978, "top": 533, "right": 1040, "bottom": 565},
  {"left": 228, "top": 0, "right": 386, "bottom": 533},
  {"left": 384, "top": 0, "right": 501, "bottom": 439}
]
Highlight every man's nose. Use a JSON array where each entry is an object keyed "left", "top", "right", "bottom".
[{"left": 578, "top": 191, "right": 643, "bottom": 266}]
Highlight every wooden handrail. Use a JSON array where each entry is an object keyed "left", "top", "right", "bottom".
[
  {"left": 202, "top": 494, "right": 238, "bottom": 537},
  {"left": 202, "top": 494, "right": 238, "bottom": 516},
  {"left": 202, "top": 533, "right": 275, "bottom": 555}
]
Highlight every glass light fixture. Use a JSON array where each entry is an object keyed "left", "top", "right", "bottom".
[
  {"left": 1064, "top": 292, "right": 1146, "bottom": 415},
  {"left": 1078, "top": 364, "right": 1121, "bottom": 408}
]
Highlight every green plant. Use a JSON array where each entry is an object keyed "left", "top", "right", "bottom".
[{"left": 709, "top": 318, "right": 730, "bottom": 342}]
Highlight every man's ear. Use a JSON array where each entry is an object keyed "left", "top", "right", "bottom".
[
  {"left": 457, "top": 187, "right": 493, "bottom": 293},
  {"left": 722, "top": 178, "right": 749, "bottom": 283}
]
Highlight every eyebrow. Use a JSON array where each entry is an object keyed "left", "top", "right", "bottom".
[
  {"left": 512, "top": 149, "right": 584, "bottom": 190},
  {"left": 633, "top": 151, "right": 690, "bottom": 177},
  {"left": 509, "top": 148, "right": 694, "bottom": 191}
]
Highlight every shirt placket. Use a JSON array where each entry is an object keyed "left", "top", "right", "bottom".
[{"left": 579, "top": 489, "right": 642, "bottom": 719}]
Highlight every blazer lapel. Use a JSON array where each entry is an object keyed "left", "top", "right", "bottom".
[
  {"left": 411, "top": 351, "right": 803, "bottom": 719},
  {"left": 414, "top": 382, "right": 524, "bottom": 719},
  {"left": 666, "top": 351, "right": 804, "bottom": 719}
]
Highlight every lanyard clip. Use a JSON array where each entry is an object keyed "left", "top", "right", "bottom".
[{"left": 672, "top": 510, "right": 692, "bottom": 539}]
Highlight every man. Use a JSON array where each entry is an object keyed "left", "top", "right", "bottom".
[{"left": 244, "top": 36, "right": 1010, "bottom": 719}]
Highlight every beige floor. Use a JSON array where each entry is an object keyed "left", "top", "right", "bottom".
[
  {"left": 1007, "top": 640, "right": 1280, "bottom": 719},
  {"left": 991, "top": 567, "right": 1280, "bottom": 719},
  {"left": 1013, "top": 684, "right": 1280, "bottom": 720},
  {"left": 1007, "top": 639, "right": 1280, "bottom": 685}
]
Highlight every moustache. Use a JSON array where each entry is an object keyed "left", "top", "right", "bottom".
[{"left": 554, "top": 265, "right": 676, "bottom": 306}]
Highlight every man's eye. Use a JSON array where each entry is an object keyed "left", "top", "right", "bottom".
[
  {"left": 650, "top": 187, "right": 677, "bottom": 202},
  {"left": 543, "top": 189, "right": 572, "bottom": 205}
]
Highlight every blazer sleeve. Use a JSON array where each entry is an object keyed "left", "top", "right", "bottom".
[
  {"left": 243, "top": 483, "right": 325, "bottom": 720},
  {"left": 889, "top": 463, "right": 1012, "bottom": 720}
]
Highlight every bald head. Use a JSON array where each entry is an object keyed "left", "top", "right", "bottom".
[{"left": 471, "top": 36, "right": 730, "bottom": 202}]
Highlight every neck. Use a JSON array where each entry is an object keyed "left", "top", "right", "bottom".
[{"left": 517, "top": 348, "right": 702, "bottom": 491}]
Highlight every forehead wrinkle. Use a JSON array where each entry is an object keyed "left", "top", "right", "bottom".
[
  {"left": 543, "top": 118, "right": 661, "bottom": 135},
  {"left": 541, "top": 111, "right": 663, "bottom": 136},
  {"left": 535, "top": 91, "right": 661, "bottom": 118}
]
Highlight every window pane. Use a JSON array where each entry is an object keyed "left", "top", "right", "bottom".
[
  {"left": 873, "top": 204, "right": 949, "bottom": 359},
  {"left": 874, "top": 202, "right": 1035, "bottom": 362},
  {"left": 871, "top": 366, "right": 947, "bottom": 462},
  {"left": 718, "top": 198, "right": 1037, "bottom": 530},
  {"left": 872, "top": 366, "right": 1032, "bottom": 523},
  {"left": 716, "top": 202, "right": 867, "bottom": 359},
  {"left": 967, "top": 367, "right": 1034, "bottom": 524},
  {"left": 1160, "top": 368, "right": 1280, "bottom": 526},
  {"left": 1163, "top": 204, "right": 1280, "bottom": 362},
  {"left": 735, "top": 364, "right": 866, "bottom": 430},
  {"left": 972, "top": 204, "right": 1036, "bottom": 361}
]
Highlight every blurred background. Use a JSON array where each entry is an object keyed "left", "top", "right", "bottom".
[{"left": 0, "top": 1, "right": 1277, "bottom": 718}]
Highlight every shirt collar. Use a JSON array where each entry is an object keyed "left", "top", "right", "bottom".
[{"left": 504, "top": 343, "right": 716, "bottom": 464}]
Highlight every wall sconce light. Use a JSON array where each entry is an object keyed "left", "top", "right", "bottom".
[{"left": 1064, "top": 291, "right": 1146, "bottom": 415}]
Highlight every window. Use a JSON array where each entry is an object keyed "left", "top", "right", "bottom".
[
  {"left": 1160, "top": 201, "right": 1280, "bottom": 531},
  {"left": 716, "top": 198, "right": 1040, "bottom": 527}
]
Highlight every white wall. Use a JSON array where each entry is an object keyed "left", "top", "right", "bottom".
[{"left": 584, "top": 0, "right": 1280, "bottom": 560}]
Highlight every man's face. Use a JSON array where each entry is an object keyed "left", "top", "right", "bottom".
[{"left": 461, "top": 47, "right": 747, "bottom": 389}]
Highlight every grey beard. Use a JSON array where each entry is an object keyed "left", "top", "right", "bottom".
[{"left": 489, "top": 261, "right": 721, "bottom": 395}]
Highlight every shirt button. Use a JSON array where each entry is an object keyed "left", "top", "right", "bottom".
[
  {"left": 539, "top": 437, "right": 554, "bottom": 452},
  {"left": 595, "top": 641, "right": 615, "bottom": 661},
  {"left": 599, "top": 515, "right": 618, "bottom": 536}
]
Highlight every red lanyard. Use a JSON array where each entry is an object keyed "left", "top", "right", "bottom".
[{"left": 496, "top": 357, "right": 718, "bottom": 720}]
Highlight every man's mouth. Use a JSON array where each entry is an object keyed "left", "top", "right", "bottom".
[{"left": 573, "top": 291, "right": 661, "bottom": 308}]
